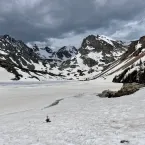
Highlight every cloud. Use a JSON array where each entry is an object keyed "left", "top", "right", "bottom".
[
  {"left": 110, "top": 17, "right": 145, "bottom": 40},
  {"left": 0, "top": 0, "right": 145, "bottom": 47}
]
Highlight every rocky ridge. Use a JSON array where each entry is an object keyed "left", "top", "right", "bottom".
[
  {"left": 112, "top": 36, "right": 145, "bottom": 84},
  {"left": 0, "top": 34, "right": 126, "bottom": 81}
]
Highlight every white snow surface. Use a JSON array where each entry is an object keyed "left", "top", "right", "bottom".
[
  {"left": 98, "top": 35, "right": 115, "bottom": 46},
  {"left": 0, "top": 68, "right": 15, "bottom": 81},
  {"left": 0, "top": 79, "right": 145, "bottom": 145},
  {"left": 85, "top": 46, "right": 95, "bottom": 50},
  {"left": 88, "top": 51, "right": 103, "bottom": 62},
  {"left": 135, "top": 42, "right": 142, "bottom": 50},
  {"left": 76, "top": 53, "right": 88, "bottom": 69},
  {"left": 37, "top": 46, "right": 77, "bottom": 60},
  {"left": 0, "top": 50, "right": 8, "bottom": 55},
  {"left": 37, "top": 48, "right": 52, "bottom": 59}
]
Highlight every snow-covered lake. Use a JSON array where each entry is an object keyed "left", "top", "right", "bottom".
[
  {"left": 0, "top": 79, "right": 121, "bottom": 115},
  {"left": 0, "top": 79, "right": 145, "bottom": 145}
]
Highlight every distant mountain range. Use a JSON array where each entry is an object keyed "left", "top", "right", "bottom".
[{"left": 0, "top": 34, "right": 144, "bottom": 83}]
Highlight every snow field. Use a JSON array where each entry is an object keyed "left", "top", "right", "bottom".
[{"left": 0, "top": 85, "right": 145, "bottom": 145}]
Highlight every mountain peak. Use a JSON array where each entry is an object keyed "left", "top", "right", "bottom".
[
  {"left": 56, "top": 46, "right": 78, "bottom": 60},
  {"left": 81, "top": 34, "right": 118, "bottom": 50},
  {"left": 97, "top": 35, "right": 116, "bottom": 45},
  {"left": 3, "top": 34, "right": 11, "bottom": 39},
  {"left": 0, "top": 34, "right": 16, "bottom": 43}
]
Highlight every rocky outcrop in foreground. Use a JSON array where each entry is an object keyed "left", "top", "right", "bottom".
[{"left": 98, "top": 83, "right": 145, "bottom": 98}]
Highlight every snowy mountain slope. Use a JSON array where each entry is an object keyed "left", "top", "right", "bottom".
[
  {"left": 78, "top": 34, "right": 125, "bottom": 67},
  {"left": 35, "top": 45, "right": 78, "bottom": 65},
  {"left": 89, "top": 36, "right": 145, "bottom": 83},
  {"left": 0, "top": 34, "right": 126, "bottom": 81},
  {"left": 59, "top": 35, "right": 126, "bottom": 80},
  {"left": 110, "top": 36, "right": 145, "bottom": 83},
  {"left": 0, "top": 35, "right": 65, "bottom": 81},
  {"left": 0, "top": 79, "right": 122, "bottom": 114},
  {"left": 0, "top": 67, "right": 15, "bottom": 81},
  {"left": 0, "top": 80, "right": 145, "bottom": 145}
]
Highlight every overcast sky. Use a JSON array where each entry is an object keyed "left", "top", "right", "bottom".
[{"left": 0, "top": 0, "right": 145, "bottom": 48}]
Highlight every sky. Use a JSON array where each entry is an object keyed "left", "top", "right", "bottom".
[{"left": 0, "top": 0, "right": 145, "bottom": 48}]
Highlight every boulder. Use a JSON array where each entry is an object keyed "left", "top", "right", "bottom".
[
  {"left": 98, "top": 83, "right": 145, "bottom": 98},
  {"left": 98, "top": 90, "right": 116, "bottom": 98}
]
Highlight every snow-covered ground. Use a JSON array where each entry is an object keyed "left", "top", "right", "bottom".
[
  {"left": 0, "top": 79, "right": 145, "bottom": 145},
  {"left": 0, "top": 79, "right": 121, "bottom": 115},
  {"left": 0, "top": 68, "right": 15, "bottom": 81}
]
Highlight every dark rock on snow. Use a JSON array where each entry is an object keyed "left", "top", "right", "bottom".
[{"left": 98, "top": 83, "right": 145, "bottom": 98}]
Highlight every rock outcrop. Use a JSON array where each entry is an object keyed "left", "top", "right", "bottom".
[{"left": 98, "top": 83, "right": 145, "bottom": 98}]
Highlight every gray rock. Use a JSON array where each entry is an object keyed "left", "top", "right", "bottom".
[
  {"left": 98, "top": 90, "right": 115, "bottom": 98},
  {"left": 99, "top": 83, "right": 145, "bottom": 98}
]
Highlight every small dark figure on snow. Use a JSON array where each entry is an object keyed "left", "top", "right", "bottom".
[
  {"left": 46, "top": 116, "right": 51, "bottom": 123},
  {"left": 120, "top": 140, "right": 129, "bottom": 144}
]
